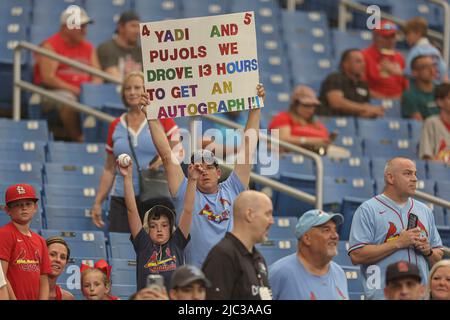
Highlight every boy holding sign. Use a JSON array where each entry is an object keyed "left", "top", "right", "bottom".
[{"left": 140, "top": 83, "right": 265, "bottom": 267}]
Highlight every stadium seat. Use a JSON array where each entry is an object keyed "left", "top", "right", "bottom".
[
  {"left": 110, "top": 259, "right": 136, "bottom": 286},
  {"left": 319, "top": 117, "right": 357, "bottom": 137},
  {"left": 268, "top": 217, "right": 298, "bottom": 239},
  {"left": 257, "top": 239, "right": 297, "bottom": 266},
  {"left": 0, "top": 120, "right": 50, "bottom": 142},
  {"left": 281, "top": 10, "right": 328, "bottom": 34},
  {"left": 333, "top": 136, "right": 364, "bottom": 157},
  {"left": 80, "top": 83, "right": 121, "bottom": 109},
  {"left": 111, "top": 284, "right": 135, "bottom": 300},
  {"left": 427, "top": 162, "right": 450, "bottom": 180},
  {"left": 323, "top": 157, "right": 371, "bottom": 180},
  {"left": 431, "top": 205, "right": 449, "bottom": 231},
  {"left": 109, "top": 232, "right": 136, "bottom": 260},
  {"left": 364, "top": 139, "right": 418, "bottom": 159},
  {"left": 370, "top": 99, "right": 402, "bottom": 119},
  {"left": 436, "top": 181, "right": 450, "bottom": 201},
  {"left": 47, "top": 141, "right": 106, "bottom": 165},
  {"left": 357, "top": 119, "right": 410, "bottom": 141},
  {"left": 45, "top": 205, "right": 104, "bottom": 231},
  {"left": 44, "top": 163, "right": 103, "bottom": 187},
  {"left": 182, "top": 0, "right": 228, "bottom": 18},
  {"left": 134, "top": 0, "right": 182, "bottom": 21},
  {"left": 342, "top": 266, "right": 365, "bottom": 300},
  {"left": 278, "top": 154, "right": 315, "bottom": 176},
  {"left": 332, "top": 29, "right": 372, "bottom": 58},
  {"left": 340, "top": 196, "right": 369, "bottom": 241},
  {"left": 274, "top": 173, "right": 315, "bottom": 217},
  {"left": 0, "top": 0, "right": 32, "bottom": 25},
  {"left": 333, "top": 241, "right": 353, "bottom": 267},
  {"left": 409, "top": 119, "right": 423, "bottom": 143},
  {"left": 41, "top": 229, "right": 107, "bottom": 259}
]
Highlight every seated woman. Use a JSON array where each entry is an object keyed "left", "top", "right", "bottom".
[
  {"left": 269, "top": 85, "right": 331, "bottom": 154},
  {"left": 46, "top": 237, "right": 75, "bottom": 300}
]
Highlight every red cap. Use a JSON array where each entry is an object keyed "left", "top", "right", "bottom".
[
  {"left": 5, "top": 184, "right": 39, "bottom": 205},
  {"left": 374, "top": 19, "right": 398, "bottom": 37}
]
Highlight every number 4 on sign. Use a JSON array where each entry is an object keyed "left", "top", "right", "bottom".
[{"left": 142, "top": 25, "right": 150, "bottom": 37}]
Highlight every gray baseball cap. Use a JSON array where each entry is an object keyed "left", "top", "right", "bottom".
[
  {"left": 295, "top": 209, "right": 344, "bottom": 239},
  {"left": 170, "top": 265, "right": 211, "bottom": 290}
]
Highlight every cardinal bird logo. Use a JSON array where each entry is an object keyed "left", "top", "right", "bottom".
[
  {"left": 220, "top": 198, "right": 231, "bottom": 207},
  {"left": 416, "top": 218, "right": 428, "bottom": 238},
  {"left": 384, "top": 222, "right": 400, "bottom": 243}
]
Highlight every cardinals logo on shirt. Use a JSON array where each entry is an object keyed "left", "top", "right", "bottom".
[
  {"left": 384, "top": 222, "right": 399, "bottom": 243},
  {"left": 144, "top": 247, "right": 177, "bottom": 273},
  {"left": 198, "top": 203, "right": 230, "bottom": 224}
]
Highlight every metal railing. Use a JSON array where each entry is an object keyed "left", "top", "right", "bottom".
[
  {"left": 13, "top": 41, "right": 324, "bottom": 209},
  {"left": 338, "top": 0, "right": 450, "bottom": 65}
]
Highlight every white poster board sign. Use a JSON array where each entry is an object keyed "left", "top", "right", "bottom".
[{"left": 140, "top": 11, "right": 263, "bottom": 119}]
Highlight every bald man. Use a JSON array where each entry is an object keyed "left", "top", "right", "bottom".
[
  {"left": 348, "top": 157, "right": 444, "bottom": 300},
  {"left": 202, "top": 190, "right": 274, "bottom": 300}
]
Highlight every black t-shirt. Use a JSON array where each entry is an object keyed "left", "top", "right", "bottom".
[
  {"left": 202, "top": 232, "right": 271, "bottom": 300},
  {"left": 318, "top": 72, "right": 370, "bottom": 116},
  {"left": 131, "top": 227, "right": 190, "bottom": 290}
]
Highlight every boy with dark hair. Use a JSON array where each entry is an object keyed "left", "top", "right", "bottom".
[
  {"left": 419, "top": 83, "right": 450, "bottom": 162},
  {"left": 0, "top": 184, "right": 51, "bottom": 300}
]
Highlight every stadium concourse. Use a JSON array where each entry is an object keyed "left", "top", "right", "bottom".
[{"left": 0, "top": 0, "right": 449, "bottom": 301}]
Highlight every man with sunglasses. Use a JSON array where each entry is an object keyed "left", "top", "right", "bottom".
[
  {"left": 401, "top": 55, "right": 440, "bottom": 121},
  {"left": 0, "top": 184, "right": 51, "bottom": 300},
  {"left": 362, "top": 20, "right": 408, "bottom": 99}
]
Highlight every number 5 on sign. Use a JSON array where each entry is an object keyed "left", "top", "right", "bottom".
[{"left": 244, "top": 12, "right": 252, "bottom": 25}]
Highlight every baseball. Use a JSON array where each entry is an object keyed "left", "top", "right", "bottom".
[{"left": 118, "top": 154, "right": 131, "bottom": 167}]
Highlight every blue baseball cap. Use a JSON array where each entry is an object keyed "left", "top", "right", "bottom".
[{"left": 295, "top": 209, "right": 344, "bottom": 239}]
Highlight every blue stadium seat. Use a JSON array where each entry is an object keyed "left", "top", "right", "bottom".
[
  {"left": 333, "top": 241, "right": 353, "bottom": 267},
  {"left": 323, "top": 157, "right": 371, "bottom": 179},
  {"left": 0, "top": 0, "right": 32, "bottom": 25},
  {"left": 364, "top": 139, "right": 418, "bottom": 159},
  {"left": 332, "top": 29, "right": 372, "bottom": 59},
  {"left": 409, "top": 119, "right": 423, "bottom": 143},
  {"left": 47, "top": 141, "right": 106, "bottom": 165},
  {"left": 29, "top": 25, "right": 59, "bottom": 45},
  {"left": 370, "top": 99, "right": 402, "bottom": 119},
  {"left": 182, "top": 0, "right": 228, "bottom": 18},
  {"left": 111, "top": 284, "right": 135, "bottom": 300},
  {"left": 85, "top": 0, "right": 132, "bottom": 29},
  {"left": 427, "top": 162, "right": 450, "bottom": 180},
  {"left": 333, "top": 136, "right": 364, "bottom": 157},
  {"left": 431, "top": 205, "right": 449, "bottom": 231},
  {"left": 323, "top": 177, "right": 374, "bottom": 215},
  {"left": 357, "top": 119, "right": 410, "bottom": 141},
  {"left": 41, "top": 229, "right": 107, "bottom": 259},
  {"left": 80, "top": 83, "right": 121, "bottom": 109},
  {"left": 342, "top": 266, "right": 365, "bottom": 300},
  {"left": 291, "top": 57, "right": 333, "bottom": 85},
  {"left": 110, "top": 259, "right": 136, "bottom": 286},
  {"left": 44, "top": 163, "right": 102, "bottom": 187},
  {"left": 340, "top": 196, "right": 369, "bottom": 241},
  {"left": 109, "top": 232, "right": 135, "bottom": 260},
  {"left": 257, "top": 239, "right": 297, "bottom": 266},
  {"left": 45, "top": 205, "right": 104, "bottom": 231},
  {"left": 268, "top": 217, "right": 297, "bottom": 239},
  {"left": 134, "top": 0, "right": 182, "bottom": 21},
  {"left": 319, "top": 117, "right": 357, "bottom": 136},
  {"left": 436, "top": 181, "right": 450, "bottom": 201},
  {"left": 281, "top": 10, "right": 328, "bottom": 34},
  {"left": 0, "top": 120, "right": 50, "bottom": 141},
  {"left": 278, "top": 154, "right": 315, "bottom": 176},
  {"left": 274, "top": 173, "right": 315, "bottom": 217}
]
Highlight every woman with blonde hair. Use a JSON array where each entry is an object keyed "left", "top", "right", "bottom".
[
  {"left": 426, "top": 259, "right": 450, "bottom": 300},
  {"left": 90, "top": 71, "right": 179, "bottom": 232}
]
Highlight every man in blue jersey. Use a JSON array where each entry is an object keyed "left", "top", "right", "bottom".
[
  {"left": 348, "top": 157, "right": 444, "bottom": 300},
  {"left": 269, "top": 209, "right": 349, "bottom": 300},
  {"left": 140, "top": 84, "right": 265, "bottom": 267}
]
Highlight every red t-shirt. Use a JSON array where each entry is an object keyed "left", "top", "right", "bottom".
[
  {"left": 269, "top": 111, "right": 329, "bottom": 139},
  {"left": 0, "top": 222, "right": 51, "bottom": 300},
  {"left": 33, "top": 32, "right": 94, "bottom": 89},
  {"left": 362, "top": 45, "right": 408, "bottom": 98}
]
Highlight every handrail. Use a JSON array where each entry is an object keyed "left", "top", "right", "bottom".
[
  {"left": 338, "top": 0, "right": 449, "bottom": 65},
  {"left": 13, "top": 41, "right": 322, "bottom": 209}
]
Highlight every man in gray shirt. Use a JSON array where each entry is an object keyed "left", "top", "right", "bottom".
[
  {"left": 419, "top": 83, "right": 450, "bottom": 163},
  {"left": 97, "top": 11, "right": 142, "bottom": 81}
]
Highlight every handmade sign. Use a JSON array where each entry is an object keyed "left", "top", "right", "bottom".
[{"left": 140, "top": 11, "right": 262, "bottom": 119}]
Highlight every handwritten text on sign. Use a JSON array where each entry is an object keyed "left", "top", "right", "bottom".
[{"left": 140, "top": 12, "right": 262, "bottom": 119}]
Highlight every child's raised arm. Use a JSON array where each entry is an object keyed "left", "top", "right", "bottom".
[
  {"left": 118, "top": 158, "right": 142, "bottom": 239},
  {"left": 178, "top": 164, "right": 203, "bottom": 239}
]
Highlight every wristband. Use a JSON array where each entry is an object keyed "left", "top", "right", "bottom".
[{"left": 424, "top": 248, "right": 433, "bottom": 257}]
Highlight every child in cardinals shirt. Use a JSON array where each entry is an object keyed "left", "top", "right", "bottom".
[{"left": 0, "top": 184, "right": 51, "bottom": 300}]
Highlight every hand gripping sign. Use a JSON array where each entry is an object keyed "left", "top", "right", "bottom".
[{"left": 140, "top": 12, "right": 263, "bottom": 120}]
